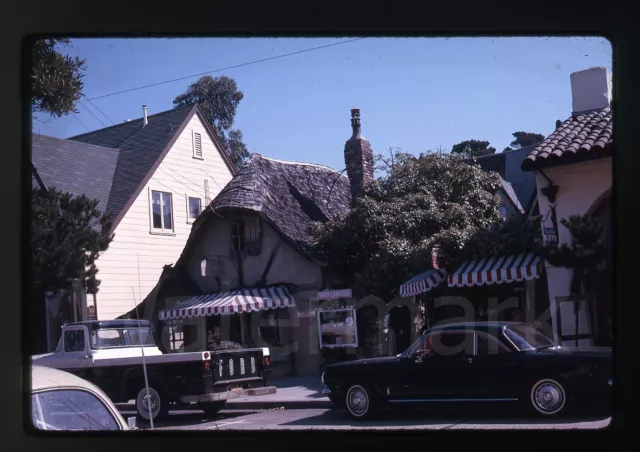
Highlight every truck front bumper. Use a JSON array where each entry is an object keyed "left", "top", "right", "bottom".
[{"left": 178, "top": 386, "right": 277, "bottom": 404}]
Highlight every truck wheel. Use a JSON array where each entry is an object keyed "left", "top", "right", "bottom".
[
  {"left": 135, "top": 386, "right": 169, "bottom": 422},
  {"left": 199, "top": 401, "right": 228, "bottom": 417}
]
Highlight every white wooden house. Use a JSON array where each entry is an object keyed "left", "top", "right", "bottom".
[{"left": 31, "top": 103, "right": 235, "bottom": 329}]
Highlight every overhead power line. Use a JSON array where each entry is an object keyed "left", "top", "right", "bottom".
[
  {"left": 83, "top": 95, "right": 115, "bottom": 125},
  {"left": 78, "top": 102, "right": 107, "bottom": 128},
  {"left": 83, "top": 38, "right": 366, "bottom": 102}
]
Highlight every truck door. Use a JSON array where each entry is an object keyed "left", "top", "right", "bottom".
[{"left": 58, "top": 326, "right": 92, "bottom": 375}]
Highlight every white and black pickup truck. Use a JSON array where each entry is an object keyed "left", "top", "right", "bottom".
[{"left": 31, "top": 320, "right": 276, "bottom": 421}]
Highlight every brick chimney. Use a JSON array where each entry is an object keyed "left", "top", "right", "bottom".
[
  {"left": 344, "top": 108, "right": 374, "bottom": 204},
  {"left": 570, "top": 67, "right": 612, "bottom": 114}
]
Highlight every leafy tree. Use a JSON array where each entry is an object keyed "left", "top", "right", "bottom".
[
  {"left": 451, "top": 140, "right": 496, "bottom": 157},
  {"left": 32, "top": 187, "right": 114, "bottom": 295},
  {"left": 31, "top": 38, "right": 86, "bottom": 118},
  {"left": 174, "top": 75, "right": 249, "bottom": 170},
  {"left": 311, "top": 152, "right": 503, "bottom": 300},
  {"left": 509, "top": 131, "right": 545, "bottom": 149}
]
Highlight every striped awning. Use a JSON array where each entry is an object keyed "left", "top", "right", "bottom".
[
  {"left": 158, "top": 287, "right": 295, "bottom": 321},
  {"left": 448, "top": 253, "right": 543, "bottom": 288},
  {"left": 399, "top": 268, "right": 448, "bottom": 297}
]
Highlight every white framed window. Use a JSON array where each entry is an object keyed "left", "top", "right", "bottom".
[
  {"left": 149, "top": 189, "right": 174, "bottom": 234},
  {"left": 192, "top": 131, "right": 203, "bottom": 159},
  {"left": 186, "top": 195, "right": 202, "bottom": 223}
]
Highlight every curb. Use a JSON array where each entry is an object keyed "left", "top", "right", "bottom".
[
  {"left": 115, "top": 399, "right": 333, "bottom": 412},
  {"left": 225, "top": 399, "right": 333, "bottom": 410}
]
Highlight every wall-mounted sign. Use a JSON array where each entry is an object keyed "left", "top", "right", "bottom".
[
  {"left": 316, "top": 288, "right": 352, "bottom": 301},
  {"left": 543, "top": 226, "right": 558, "bottom": 244}
]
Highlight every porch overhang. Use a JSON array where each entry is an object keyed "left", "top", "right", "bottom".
[
  {"left": 158, "top": 286, "right": 295, "bottom": 321},
  {"left": 447, "top": 253, "right": 543, "bottom": 288},
  {"left": 399, "top": 268, "right": 448, "bottom": 297}
]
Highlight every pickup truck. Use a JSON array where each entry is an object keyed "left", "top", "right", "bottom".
[{"left": 31, "top": 319, "right": 276, "bottom": 421}]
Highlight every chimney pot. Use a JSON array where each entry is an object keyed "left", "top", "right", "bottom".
[
  {"left": 142, "top": 105, "right": 148, "bottom": 126},
  {"left": 570, "top": 67, "right": 611, "bottom": 114},
  {"left": 344, "top": 108, "right": 374, "bottom": 204}
]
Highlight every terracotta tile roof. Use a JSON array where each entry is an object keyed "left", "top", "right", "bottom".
[{"left": 521, "top": 107, "right": 613, "bottom": 171}]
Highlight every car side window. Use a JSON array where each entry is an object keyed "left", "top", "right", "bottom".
[
  {"left": 476, "top": 334, "right": 509, "bottom": 355},
  {"left": 428, "top": 332, "right": 474, "bottom": 357},
  {"left": 32, "top": 389, "right": 120, "bottom": 431},
  {"left": 63, "top": 329, "right": 86, "bottom": 353}
]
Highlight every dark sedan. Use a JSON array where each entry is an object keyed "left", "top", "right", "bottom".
[{"left": 321, "top": 322, "right": 612, "bottom": 419}]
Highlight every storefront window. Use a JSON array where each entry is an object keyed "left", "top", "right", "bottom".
[{"left": 318, "top": 309, "right": 358, "bottom": 348}]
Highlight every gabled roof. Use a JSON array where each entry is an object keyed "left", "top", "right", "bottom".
[
  {"left": 33, "top": 103, "right": 235, "bottom": 233},
  {"left": 69, "top": 104, "right": 196, "bottom": 221},
  {"left": 178, "top": 153, "right": 351, "bottom": 264},
  {"left": 498, "top": 175, "right": 524, "bottom": 214},
  {"left": 521, "top": 107, "right": 613, "bottom": 171},
  {"left": 31, "top": 133, "right": 120, "bottom": 212}
]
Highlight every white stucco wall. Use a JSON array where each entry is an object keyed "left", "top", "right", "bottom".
[{"left": 535, "top": 157, "right": 612, "bottom": 345}]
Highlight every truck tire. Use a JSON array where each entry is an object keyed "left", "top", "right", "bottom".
[
  {"left": 199, "top": 401, "right": 227, "bottom": 417},
  {"left": 135, "top": 385, "right": 169, "bottom": 422}
]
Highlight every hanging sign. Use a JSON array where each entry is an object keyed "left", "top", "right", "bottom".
[
  {"left": 543, "top": 226, "right": 558, "bottom": 244},
  {"left": 316, "top": 288, "right": 352, "bottom": 301}
]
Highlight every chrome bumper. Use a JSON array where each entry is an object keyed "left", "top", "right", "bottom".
[
  {"left": 178, "top": 386, "right": 277, "bottom": 404},
  {"left": 321, "top": 388, "right": 331, "bottom": 396}
]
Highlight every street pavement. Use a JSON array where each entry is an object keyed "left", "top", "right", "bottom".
[
  {"left": 116, "top": 376, "right": 610, "bottom": 430},
  {"left": 119, "top": 406, "right": 610, "bottom": 431}
]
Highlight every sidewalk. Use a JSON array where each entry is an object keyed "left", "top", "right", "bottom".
[
  {"left": 116, "top": 376, "right": 332, "bottom": 412},
  {"left": 226, "top": 375, "right": 332, "bottom": 410}
]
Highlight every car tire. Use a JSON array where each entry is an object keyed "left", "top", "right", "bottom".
[
  {"left": 199, "top": 401, "right": 227, "bottom": 417},
  {"left": 345, "top": 384, "right": 378, "bottom": 420},
  {"left": 135, "top": 385, "right": 169, "bottom": 422},
  {"left": 528, "top": 378, "right": 568, "bottom": 417}
]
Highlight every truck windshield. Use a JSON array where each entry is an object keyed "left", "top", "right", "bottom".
[{"left": 90, "top": 328, "right": 155, "bottom": 349}]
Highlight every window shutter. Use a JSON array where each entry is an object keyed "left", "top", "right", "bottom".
[{"left": 193, "top": 132, "right": 203, "bottom": 158}]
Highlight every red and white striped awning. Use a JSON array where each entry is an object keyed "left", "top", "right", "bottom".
[
  {"left": 447, "top": 253, "right": 543, "bottom": 288},
  {"left": 158, "top": 287, "right": 295, "bottom": 321},
  {"left": 400, "top": 268, "right": 448, "bottom": 297}
]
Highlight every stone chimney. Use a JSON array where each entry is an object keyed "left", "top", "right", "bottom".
[
  {"left": 570, "top": 67, "right": 612, "bottom": 114},
  {"left": 344, "top": 108, "right": 374, "bottom": 204}
]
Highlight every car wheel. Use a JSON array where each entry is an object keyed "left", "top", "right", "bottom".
[
  {"left": 345, "top": 384, "right": 378, "bottom": 419},
  {"left": 135, "top": 386, "right": 169, "bottom": 421},
  {"left": 199, "top": 401, "right": 227, "bottom": 417},
  {"left": 529, "top": 378, "right": 567, "bottom": 416}
]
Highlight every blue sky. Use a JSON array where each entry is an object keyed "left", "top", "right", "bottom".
[{"left": 33, "top": 37, "right": 612, "bottom": 172}]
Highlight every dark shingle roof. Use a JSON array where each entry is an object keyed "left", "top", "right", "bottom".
[
  {"left": 179, "top": 154, "right": 351, "bottom": 264},
  {"left": 68, "top": 104, "right": 195, "bottom": 218},
  {"left": 522, "top": 107, "right": 613, "bottom": 171},
  {"left": 210, "top": 154, "right": 351, "bottom": 257},
  {"left": 31, "top": 133, "right": 119, "bottom": 212}
]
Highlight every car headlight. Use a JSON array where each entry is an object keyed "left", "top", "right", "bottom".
[{"left": 321, "top": 372, "right": 325, "bottom": 385}]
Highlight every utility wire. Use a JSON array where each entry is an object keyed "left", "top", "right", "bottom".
[
  {"left": 72, "top": 113, "right": 90, "bottom": 131},
  {"left": 83, "top": 38, "right": 366, "bottom": 102},
  {"left": 78, "top": 102, "right": 107, "bottom": 128},
  {"left": 83, "top": 95, "right": 115, "bottom": 125}
]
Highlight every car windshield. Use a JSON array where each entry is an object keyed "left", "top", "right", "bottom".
[
  {"left": 504, "top": 324, "right": 556, "bottom": 351},
  {"left": 90, "top": 327, "right": 155, "bottom": 349},
  {"left": 31, "top": 389, "right": 120, "bottom": 431}
]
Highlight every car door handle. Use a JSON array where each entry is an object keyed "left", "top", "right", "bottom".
[{"left": 466, "top": 357, "right": 472, "bottom": 364}]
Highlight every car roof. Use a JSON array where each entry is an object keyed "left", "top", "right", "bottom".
[
  {"left": 427, "top": 321, "right": 526, "bottom": 333},
  {"left": 64, "top": 319, "right": 152, "bottom": 329},
  {"left": 31, "top": 365, "right": 107, "bottom": 393}
]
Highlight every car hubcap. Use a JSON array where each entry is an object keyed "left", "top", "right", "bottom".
[
  {"left": 348, "top": 386, "right": 369, "bottom": 415},
  {"left": 532, "top": 381, "right": 565, "bottom": 414}
]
